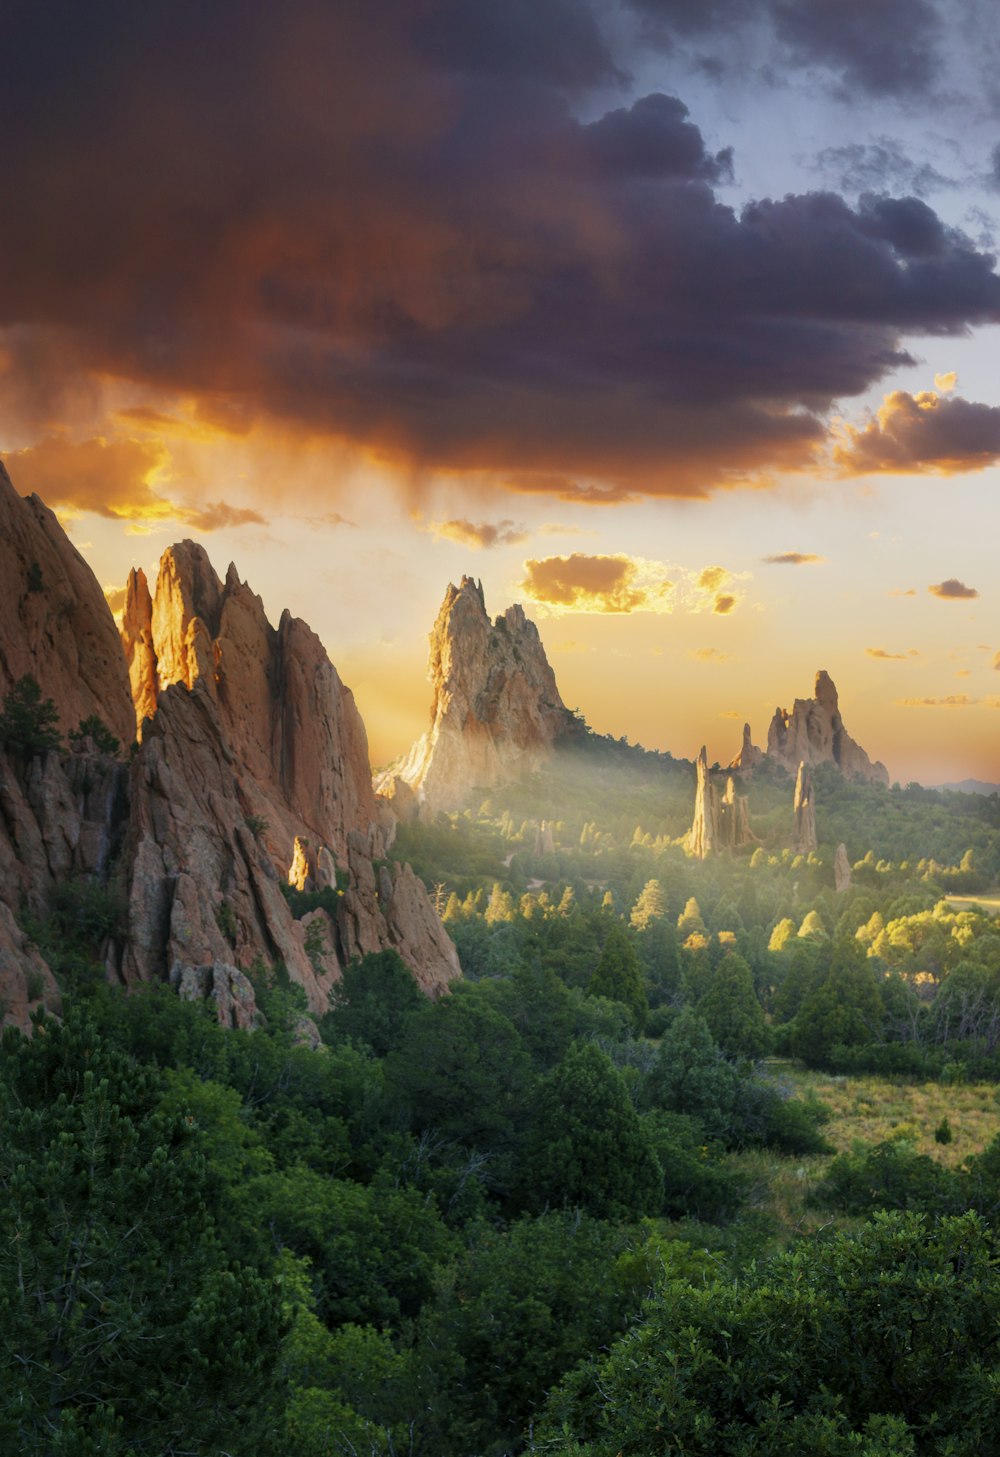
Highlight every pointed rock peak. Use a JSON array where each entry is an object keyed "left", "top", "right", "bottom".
[
  {"left": 381, "top": 578, "right": 576, "bottom": 810},
  {"left": 697, "top": 744, "right": 709, "bottom": 770},
  {"left": 766, "top": 670, "right": 888, "bottom": 785},
  {"left": 815, "top": 669, "right": 838, "bottom": 712},
  {"left": 729, "top": 721, "right": 763, "bottom": 773}
]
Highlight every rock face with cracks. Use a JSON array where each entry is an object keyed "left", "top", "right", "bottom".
[
  {"left": 379, "top": 577, "right": 579, "bottom": 812},
  {"left": 122, "top": 541, "right": 378, "bottom": 866},
  {"left": 118, "top": 542, "right": 459, "bottom": 1012},
  {"left": 0, "top": 461, "right": 135, "bottom": 746},
  {"left": 0, "top": 460, "right": 460, "bottom": 1028},
  {"left": 767, "top": 670, "right": 889, "bottom": 785}
]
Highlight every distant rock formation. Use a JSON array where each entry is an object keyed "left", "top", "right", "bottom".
[
  {"left": 689, "top": 747, "right": 756, "bottom": 859},
  {"left": 720, "top": 777, "right": 756, "bottom": 849},
  {"left": 379, "top": 577, "right": 579, "bottom": 811},
  {"left": 834, "top": 842, "right": 852, "bottom": 892},
  {"left": 793, "top": 761, "right": 818, "bottom": 854},
  {"left": 729, "top": 722, "right": 763, "bottom": 774},
  {"left": 0, "top": 460, "right": 135, "bottom": 745},
  {"left": 534, "top": 820, "right": 556, "bottom": 856},
  {"left": 767, "top": 670, "right": 889, "bottom": 785}
]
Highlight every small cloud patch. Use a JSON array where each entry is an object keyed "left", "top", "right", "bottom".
[
  {"left": 762, "top": 551, "right": 824, "bottom": 565},
  {"left": 929, "top": 578, "right": 979, "bottom": 600},
  {"left": 430, "top": 518, "right": 529, "bottom": 550}
]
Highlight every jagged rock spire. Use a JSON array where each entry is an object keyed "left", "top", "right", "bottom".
[
  {"left": 768, "top": 669, "right": 889, "bottom": 784},
  {"left": 378, "top": 577, "right": 578, "bottom": 811}
]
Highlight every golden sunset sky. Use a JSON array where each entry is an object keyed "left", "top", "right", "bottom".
[{"left": 3, "top": 1, "right": 1000, "bottom": 784}]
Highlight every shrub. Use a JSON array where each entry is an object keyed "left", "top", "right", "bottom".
[
  {"left": 0, "top": 676, "right": 61, "bottom": 757},
  {"left": 68, "top": 714, "right": 120, "bottom": 755}
]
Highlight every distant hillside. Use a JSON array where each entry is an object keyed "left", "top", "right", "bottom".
[{"left": 932, "top": 779, "right": 1000, "bottom": 797}]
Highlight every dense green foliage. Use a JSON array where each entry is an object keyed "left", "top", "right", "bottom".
[{"left": 11, "top": 733, "right": 1000, "bottom": 1453}]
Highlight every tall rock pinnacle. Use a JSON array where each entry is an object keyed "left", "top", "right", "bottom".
[
  {"left": 380, "top": 577, "right": 577, "bottom": 811},
  {"left": 767, "top": 670, "right": 889, "bottom": 785},
  {"left": 728, "top": 722, "right": 763, "bottom": 773},
  {"left": 689, "top": 747, "right": 756, "bottom": 859},
  {"left": 793, "top": 761, "right": 818, "bottom": 854}
]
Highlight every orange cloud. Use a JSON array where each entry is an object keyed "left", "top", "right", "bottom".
[
  {"left": 6, "top": 435, "right": 266, "bottom": 532},
  {"left": 689, "top": 647, "right": 730, "bottom": 663},
  {"left": 520, "top": 554, "right": 673, "bottom": 614},
  {"left": 929, "top": 578, "right": 979, "bottom": 600},
  {"left": 103, "top": 583, "right": 127, "bottom": 614},
  {"left": 429, "top": 518, "right": 529, "bottom": 550},
  {"left": 698, "top": 565, "right": 729, "bottom": 592},
  {"left": 836, "top": 389, "right": 1000, "bottom": 475},
  {"left": 867, "top": 646, "right": 920, "bottom": 660},
  {"left": 713, "top": 594, "right": 736, "bottom": 615}
]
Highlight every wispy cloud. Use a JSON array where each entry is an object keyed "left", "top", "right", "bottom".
[
  {"left": 429, "top": 518, "right": 529, "bottom": 550},
  {"left": 762, "top": 551, "right": 824, "bottom": 565},
  {"left": 896, "top": 694, "right": 976, "bottom": 708}
]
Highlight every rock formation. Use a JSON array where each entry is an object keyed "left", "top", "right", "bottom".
[
  {"left": 689, "top": 747, "right": 756, "bottom": 859},
  {"left": 378, "top": 577, "right": 579, "bottom": 811},
  {"left": 0, "top": 461, "right": 135, "bottom": 745},
  {"left": 767, "top": 670, "right": 889, "bottom": 785},
  {"left": 533, "top": 820, "right": 556, "bottom": 857},
  {"left": 719, "top": 777, "right": 756, "bottom": 850},
  {"left": 0, "top": 458, "right": 460, "bottom": 1029},
  {"left": 833, "top": 842, "right": 852, "bottom": 893},
  {"left": 793, "top": 761, "right": 818, "bottom": 854},
  {"left": 122, "top": 542, "right": 377, "bottom": 865},
  {"left": 689, "top": 747, "right": 719, "bottom": 860},
  {"left": 117, "top": 543, "right": 460, "bottom": 1010},
  {"left": 729, "top": 722, "right": 763, "bottom": 774}
]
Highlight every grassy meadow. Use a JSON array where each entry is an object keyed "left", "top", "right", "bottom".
[{"left": 715, "top": 1066, "right": 1000, "bottom": 1248}]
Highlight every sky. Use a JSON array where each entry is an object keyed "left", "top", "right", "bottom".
[{"left": 4, "top": 0, "right": 1000, "bottom": 785}]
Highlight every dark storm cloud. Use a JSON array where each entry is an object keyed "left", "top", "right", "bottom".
[
  {"left": 2, "top": 0, "right": 1000, "bottom": 499},
  {"left": 582, "top": 94, "right": 733, "bottom": 181},
  {"left": 770, "top": 0, "right": 942, "bottom": 97},
  {"left": 628, "top": 0, "right": 945, "bottom": 97},
  {"left": 626, "top": 0, "right": 950, "bottom": 93}
]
